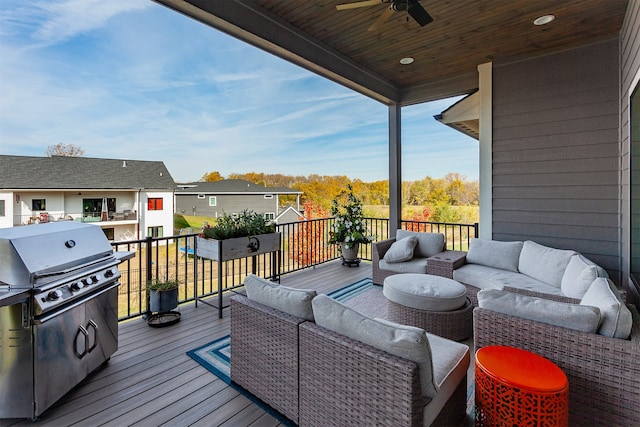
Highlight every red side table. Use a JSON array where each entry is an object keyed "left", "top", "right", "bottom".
[{"left": 475, "top": 345, "right": 569, "bottom": 427}]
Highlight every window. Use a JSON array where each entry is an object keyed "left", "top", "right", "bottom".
[
  {"left": 197, "top": 194, "right": 205, "bottom": 199},
  {"left": 147, "top": 226, "right": 163, "bottom": 238},
  {"left": 102, "top": 228, "right": 114, "bottom": 240},
  {"left": 264, "top": 194, "right": 274, "bottom": 199},
  {"left": 209, "top": 196, "right": 217, "bottom": 206},
  {"left": 148, "top": 198, "right": 163, "bottom": 210},
  {"left": 83, "top": 198, "right": 115, "bottom": 219},
  {"left": 32, "top": 199, "right": 46, "bottom": 210},
  {"left": 264, "top": 212, "right": 275, "bottom": 220},
  {"left": 0, "top": 200, "right": 4, "bottom": 217}
]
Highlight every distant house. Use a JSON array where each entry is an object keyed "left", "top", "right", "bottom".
[
  {"left": 0, "top": 155, "right": 176, "bottom": 242},
  {"left": 175, "top": 179, "right": 303, "bottom": 223}
]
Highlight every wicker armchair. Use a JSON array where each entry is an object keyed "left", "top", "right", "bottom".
[
  {"left": 372, "top": 237, "right": 397, "bottom": 284},
  {"left": 229, "top": 295, "right": 305, "bottom": 424},
  {"left": 474, "top": 291, "right": 640, "bottom": 426},
  {"left": 298, "top": 321, "right": 468, "bottom": 427}
]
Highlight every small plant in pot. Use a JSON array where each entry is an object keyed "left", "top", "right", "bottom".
[{"left": 146, "top": 279, "right": 181, "bottom": 327}]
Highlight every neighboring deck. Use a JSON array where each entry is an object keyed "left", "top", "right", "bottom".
[{"left": 2, "top": 261, "right": 371, "bottom": 427}]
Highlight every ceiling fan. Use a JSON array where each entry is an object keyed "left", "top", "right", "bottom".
[{"left": 336, "top": 0, "right": 433, "bottom": 32}]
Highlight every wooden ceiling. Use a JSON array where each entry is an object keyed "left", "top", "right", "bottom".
[{"left": 156, "top": 0, "right": 629, "bottom": 105}]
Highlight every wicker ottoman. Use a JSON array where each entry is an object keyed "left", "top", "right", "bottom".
[{"left": 383, "top": 274, "right": 472, "bottom": 341}]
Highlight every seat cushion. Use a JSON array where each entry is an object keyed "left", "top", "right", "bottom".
[
  {"left": 580, "top": 278, "right": 633, "bottom": 339},
  {"left": 453, "top": 264, "right": 565, "bottom": 296},
  {"left": 311, "top": 294, "right": 437, "bottom": 398},
  {"left": 396, "top": 229, "right": 445, "bottom": 258},
  {"left": 244, "top": 274, "right": 317, "bottom": 321},
  {"left": 422, "top": 333, "right": 470, "bottom": 427},
  {"left": 465, "top": 238, "right": 523, "bottom": 272},
  {"left": 518, "top": 241, "right": 576, "bottom": 287},
  {"left": 379, "top": 257, "right": 428, "bottom": 274},
  {"left": 383, "top": 235, "right": 418, "bottom": 263},
  {"left": 383, "top": 274, "right": 467, "bottom": 311},
  {"left": 478, "top": 289, "right": 601, "bottom": 333}
]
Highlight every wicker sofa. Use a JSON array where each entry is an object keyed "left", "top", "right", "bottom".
[
  {"left": 474, "top": 285, "right": 640, "bottom": 426},
  {"left": 372, "top": 230, "right": 447, "bottom": 285},
  {"left": 453, "top": 238, "right": 609, "bottom": 306},
  {"left": 230, "top": 275, "right": 471, "bottom": 427}
]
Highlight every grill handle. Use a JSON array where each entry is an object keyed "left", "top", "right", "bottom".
[
  {"left": 74, "top": 325, "right": 88, "bottom": 359},
  {"left": 87, "top": 319, "right": 98, "bottom": 353}
]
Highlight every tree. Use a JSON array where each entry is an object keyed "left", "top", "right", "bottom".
[
  {"left": 289, "top": 202, "right": 330, "bottom": 265},
  {"left": 45, "top": 143, "right": 84, "bottom": 157},
  {"left": 201, "top": 171, "right": 224, "bottom": 182}
]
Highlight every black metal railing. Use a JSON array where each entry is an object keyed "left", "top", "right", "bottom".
[{"left": 111, "top": 218, "right": 478, "bottom": 321}]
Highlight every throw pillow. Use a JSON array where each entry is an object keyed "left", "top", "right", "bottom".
[
  {"left": 580, "top": 278, "right": 633, "bottom": 339},
  {"left": 465, "top": 238, "right": 523, "bottom": 272},
  {"left": 383, "top": 235, "right": 418, "bottom": 263},
  {"left": 518, "top": 241, "right": 576, "bottom": 287},
  {"left": 561, "top": 255, "right": 598, "bottom": 299},
  {"left": 311, "top": 294, "right": 437, "bottom": 398},
  {"left": 478, "top": 289, "right": 601, "bottom": 333},
  {"left": 244, "top": 274, "right": 317, "bottom": 321},
  {"left": 396, "top": 230, "right": 445, "bottom": 258}
]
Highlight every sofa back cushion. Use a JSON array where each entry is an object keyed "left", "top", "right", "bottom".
[
  {"left": 311, "top": 294, "right": 437, "bottom": 398},
  {"left": 465, "top": 238, "right": 523, "bottom": 272},
  {"left": 383, "top": 235, "right": 418, "bottom": 263},
  {"left": 518, "top": 241, "right": 576, "bottom": 287},
  {"left": 561, "top": 255, "right": 599, "bottom": 299},
  {"left": 244, "top": 274, "right": 317, "bottom": 321},
  {"left": 580, "top": 278, "right": 633, "bottom": 339},
  {"left": 396, "top": 229, "right": 445, "bottom": 258},
  {"left": 478, "top": 289, "right": 601, "bottom": 333}
]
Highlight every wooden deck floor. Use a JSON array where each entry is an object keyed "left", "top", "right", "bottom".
[{"left": 1, "top": 261, "right": 371, "bottom": 427}]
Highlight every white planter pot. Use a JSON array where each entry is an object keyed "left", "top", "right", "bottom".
[{"left": 341, "top": 242, "right": 360, "bottom": 262}]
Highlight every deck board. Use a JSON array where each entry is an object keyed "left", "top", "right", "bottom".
[{"left": 1, "top": 261, "right": 370, "bottom": 427}]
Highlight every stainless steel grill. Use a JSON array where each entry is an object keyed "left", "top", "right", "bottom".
[{"left": 0, "top": 222, "right": 132, "bottom": 420}]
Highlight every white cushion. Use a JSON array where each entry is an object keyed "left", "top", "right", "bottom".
[
  {"left": 561, "top": 255, "right": 598, "bottom": 298},
  {"left": 580, "top": 278, "right": 633, "bottom": 339},
  {"left": 383, "top": 235, "right": 418, "bottom": 263},
  {"left": 465, "top": 238, "right": 523, "bottom": 272},
  {"left": 518, "top": 241, "right": 576, "bottom": 287},
  {"left": 453, "top": 264, "right": 565, "bottom": 296},
  {"left": 379, "top": 257, "right": 428, "bottom": 274},
  {"left": 244, "top": 274, "right": 316, "bottom": 321},
  {"left": 478, "top": 289, "right": 601, "bottom": 333},
  {"left": 311, "top": 294, "right": 437, "bottom": 398},
  {"left": 383, "top": 274, "right": 467, "bottom": 311},
  {"left": 396, "top": 230, "right": 445, "bottom": 258}
]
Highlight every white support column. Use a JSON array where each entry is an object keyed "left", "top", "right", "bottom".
[
  {"left": 478, "top": 62, "right": 493, "bottom": 239},
  {"left": 389, "top": 103, "right": 402, "bottom": 237}
]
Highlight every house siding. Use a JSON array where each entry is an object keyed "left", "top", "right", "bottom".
[
  {"left": 621, "top": 0, "right": 640, "bottom": 303},
  {"left": 175, "top": 194, "right": 279, "bottom": 218},
  {"left": 492, "top": 39, "right": 621, "bottom": 281}
]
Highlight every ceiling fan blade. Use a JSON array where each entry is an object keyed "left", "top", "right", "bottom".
[
  {"left": 336, "top": 0, "right": 381, "bottom": 11},
  {"left": 408, "top": 0, "right": 433, "bottom": 26},
  {"left": 367, "top": 6, "right": 394, "bottom": 31}
]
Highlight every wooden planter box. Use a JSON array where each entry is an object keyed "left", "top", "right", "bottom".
[{"left": 196, "top": 232, "right": 281, "bottom": 261}]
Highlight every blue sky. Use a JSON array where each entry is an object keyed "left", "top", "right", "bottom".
[{"left": 0, "top": 0, "right": 478, "bottom": 183}]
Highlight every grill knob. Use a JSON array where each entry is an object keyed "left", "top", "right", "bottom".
[
  {"left": 104, "top": 268, "right": 115, "bottom": 278},
  {"left": 70, "top": 281, "right": 84, "bottom": 291},
  {"left": 47, "top": 290, "right": 63, "bottom": 301}
]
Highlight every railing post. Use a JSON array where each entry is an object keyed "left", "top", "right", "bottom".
[
  {"left": 144, "top": 236, "right": 153, "bottom": 318},
  {"left": 474, "top": 222, "right": 479, "bottom": 238}
]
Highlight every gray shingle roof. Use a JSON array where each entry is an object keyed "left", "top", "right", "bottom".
[
  {"left": 175, "top": 179, "right": 301, "bottom": 194},
  {"left": 0, "top": 155, "right": 176, "bottom": 190}
]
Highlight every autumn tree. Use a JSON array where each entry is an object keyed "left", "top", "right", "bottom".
[
  {"left": 45, "top": 143, "right": 84, "bottom": 157},
  {"left": 289, "top": 202, "right": 330, "bottom": 265},
  {"left": 201, "top": 171, "right": 224, "bottom": 182}
]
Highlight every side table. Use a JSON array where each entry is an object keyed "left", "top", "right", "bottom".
[
  {"left": 427, "top": 250, "right": 466, "bottom": 278},
  {"left": 475, "top": 345, "right": 569, "bottom": 427}
]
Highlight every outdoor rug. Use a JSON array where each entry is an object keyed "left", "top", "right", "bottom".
[{"left": 187, "top": 278, "right": 474, "bottom": 425}]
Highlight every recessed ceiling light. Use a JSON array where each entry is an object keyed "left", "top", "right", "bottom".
[
  {"left": 534, "top": 14, "right": 555, "bottom": 26},
  {"left": 400, "top": 57, "right": 414, "bottom": 65}
]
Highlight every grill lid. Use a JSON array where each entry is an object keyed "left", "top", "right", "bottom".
[{"left": 0, "top": 222, "right": 114, "bottom": 288}]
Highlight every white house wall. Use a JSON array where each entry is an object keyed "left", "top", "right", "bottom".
[
  {"left": 140, "top": 191, "right": 175, "bottom": 238},
  {"left": 0, "top": 192, "right": 12, "bottom": 229}
]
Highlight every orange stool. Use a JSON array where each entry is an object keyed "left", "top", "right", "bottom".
[{"left": 475, "top": 345, "right": 569, "bottom": 427}]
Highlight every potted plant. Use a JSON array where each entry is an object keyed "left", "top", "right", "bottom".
[
  {"left": 328, "top": 185, "right": 374, "bottom": 264},
  {"left": 196, "top": 209, "right": 281, "bottom": 261},
  {"left": 147, "top": 279, "right": 180, "bottom": 313}
]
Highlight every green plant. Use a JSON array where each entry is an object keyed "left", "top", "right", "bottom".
[
  {"left": 201, "top": 209, "right": 276, "bottom": 240},
  {"left": 328, "top": 185, "right": 374, "bottom": 249},
  {"left": 147, "top": 279, "right": 179, "bottom": 292}
]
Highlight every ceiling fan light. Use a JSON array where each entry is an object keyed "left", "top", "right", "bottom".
[
  {"left": 534, "top": 14, "right": 555, "bottom": 26},
  {"left": 400, "top": 57, "right": 414, "bottom": 65}
]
